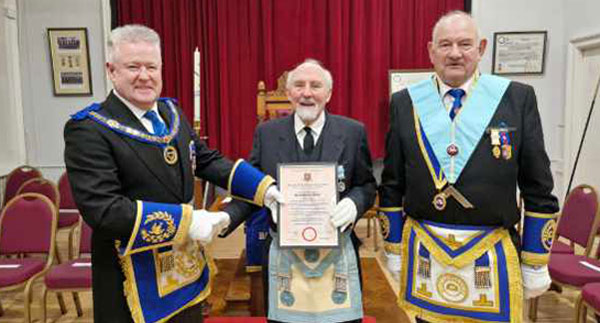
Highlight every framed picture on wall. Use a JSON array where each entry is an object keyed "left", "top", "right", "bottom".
[
  {"left": 47, "top": 28, "right": 92, "bottom": 96},
  {"left": 388, "top": 69, "right": 434, "bottom": 96},
  {"left": 492, "top": 31, "right": 547, "bottom": 75}
]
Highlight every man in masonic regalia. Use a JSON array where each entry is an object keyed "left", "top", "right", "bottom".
[
  {"left": 64, "top": 24, "right": 282, "bottom": 323},
  {"left": 379, "top": 11, "right": 559, "bottom": 323},
  {"left": 221, "top": 59, "right": 376, "bottom": 323}
]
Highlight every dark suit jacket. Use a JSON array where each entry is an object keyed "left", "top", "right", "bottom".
[
  {"left": 64, "top": 92, "right": 233, "bottom": 322},
  {"left": 223, "top": 112, "right": 377, "bottom": 234},
  {"left": 379, "top": 81, "right": 559, "bottom": 228}
]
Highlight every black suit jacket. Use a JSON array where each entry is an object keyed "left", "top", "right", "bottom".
[
  {"left": 223, "top": 113, "right": 376, "bottom": 233},
  {"left": 64, "top": 92, "right": 233, "bottom": 322},
  {"left": 380, "top": 81, "right": 559, "bottom": 227}
]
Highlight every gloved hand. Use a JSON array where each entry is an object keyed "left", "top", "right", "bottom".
[
  {"left": 331, "top": 197, "right": 357, "bottom": 231},
  {"left": 188, "top": 210, "right": 231, "bottom": 244},
  {"left": 264, "top": 185, "right": 284, "bottom": 223},
  {"left": 521, "top": 264, "right": 551, "bottom": 299},
  {"left": 385, "top": 251, "right": 402, "bottom": 274}
]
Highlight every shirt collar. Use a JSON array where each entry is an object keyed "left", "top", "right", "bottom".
[
  {"left": 294, "top": 110, "right": 326, "bottom": 137},
  {"left": 113, "top": 89, "right": 159, "bottom": 121},
  {"left": 436, "top": 71, "right": 477, "bottom": 97}
]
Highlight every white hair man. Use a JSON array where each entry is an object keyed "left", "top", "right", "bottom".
[{"left": 221, "top": 58, "right": 377, "bottom": 322}]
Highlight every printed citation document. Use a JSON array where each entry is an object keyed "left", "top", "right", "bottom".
[{"left": 277, "top": 163, "right": 339, "bottom": 248}]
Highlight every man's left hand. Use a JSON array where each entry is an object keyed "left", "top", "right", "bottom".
[
  {"left": 331, "top": 198, "right": 357, "bottom": 232},
  {"left": 521, "top": 264, "right": 551, "bottom": 299}
]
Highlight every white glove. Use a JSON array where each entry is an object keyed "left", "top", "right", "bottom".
[
  {"left": 521, "top": 264, "right": 551, "bottom": 299},
  {"left": 331, "top": 197, "right": 357, "bottom": 231},
  {"left": 385, "top": 251, "right": 402, "bottom": 274},
  {"left": 264, "top": 185, "right": 284, "bottom": 223},
  {"left": 188, "top": 210, "right": 231, "bottom": 244}
]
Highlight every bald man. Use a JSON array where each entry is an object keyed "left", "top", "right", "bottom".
[{"left": 379, "top": 11, "right": 558, "bottom": 322}]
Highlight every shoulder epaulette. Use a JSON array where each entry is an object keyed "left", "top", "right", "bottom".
[{"left": 71, "top": 103, "right": 101, "bottom": 121}]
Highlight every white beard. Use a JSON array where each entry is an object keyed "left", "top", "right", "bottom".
[{"left": 296, "top": 105, "right": 323, "bottom": 123}]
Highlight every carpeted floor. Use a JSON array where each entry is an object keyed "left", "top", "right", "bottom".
[
  {"left": 360, "top": 258, "right": 411, "bottom": 322},
  {"left": 0, "top": 225, "right": 586, "bottom": 322},
  {"left": 206, "top": 258, "right": 410, "bottom": 323}
]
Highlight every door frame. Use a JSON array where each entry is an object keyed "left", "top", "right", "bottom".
[{"left": 564, "top": 32, "right": 600, "bottom": 194}]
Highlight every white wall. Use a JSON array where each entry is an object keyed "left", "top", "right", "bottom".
[
  {"left": 563, "top": 1, "right": 600, "bottom": 196},
  {"left": 0, "top": 0, "right": 26, "bottom": 175},
  {"left": 565, "top": 0, "right": 600, "bottom": 40},
  {"left": 17, "top": 0, "right": 107, "bottom": 182},
  {"left": 6, "top": 0, "right": 597, "bottom": 192},
  {"left": 472, "top": 0, "right": 567, "bottom": 199}
]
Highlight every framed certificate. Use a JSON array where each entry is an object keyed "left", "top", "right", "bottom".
[
  {"left": 492, "top": 31, "right": 547, "bottom": 75},
  {"left": 47, "top": 28, "right": 93, "bottom": 96},
  {"left": 277, "top": 163, "right": 339, "bottom": 248},
  {"left": 389, "top": 69, "right": 434, "bottom": 96}
]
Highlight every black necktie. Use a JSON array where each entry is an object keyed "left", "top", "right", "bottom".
[{"left": 303, "top": 127, "right": 314, "bottom": 155}]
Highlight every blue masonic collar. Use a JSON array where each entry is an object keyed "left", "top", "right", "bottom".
[{"left": 407, "top": 74, "right": 510, "bottom": 184}]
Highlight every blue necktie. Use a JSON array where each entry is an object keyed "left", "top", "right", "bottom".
[
  {"left": 447, "top": 88, "right": 466, "bottom": 120},
  {"left": 144, "top": 110, "right": 167, "bottom": 136}
]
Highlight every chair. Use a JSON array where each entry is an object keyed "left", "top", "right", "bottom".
[
  {"left": 0, "top": 193, "right": 58, "bottom": 323},
  {"left": 576, "top": 282, "right": 600, "bottom": 322},
  {"left": 17, "top": 178, "right": 60, "bottom": 209},
  {"left": 1, "top": 165, "right": 41, "bottom": 209},
  {"left": 17, "top": 178, "right": 64, "bottom": 261},
  {"left": 362, "top": 194, "right": 379, "bottom": 251},
  {"left": 550, "top": 185, "right": 600, "bottom": 256},
  {"left": 529, "top": 184, "right": 600, "bottom": 321},
  {"left": 42, "top": 218, "right": 92, "bottom": 321},
  {"left": 257, "top": 71, "right": 292, "bottom": 123},
  {"left": 220, "top": 73, "right": 293, "bottom": 315},
  {"left": 57, "top": 172, "right": 82, "bottom": 259}
]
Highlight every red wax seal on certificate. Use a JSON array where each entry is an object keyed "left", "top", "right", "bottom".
[{"left": 302, "top": 227, "right": 318, "bottom": 242}]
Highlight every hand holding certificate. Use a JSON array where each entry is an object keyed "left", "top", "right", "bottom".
[{"left": 278, "top": 163, "right": 338, "bottom": 247}]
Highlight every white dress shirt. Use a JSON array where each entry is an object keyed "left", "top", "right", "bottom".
[
  {"left": 436, "top": 73, "right": 477, "bottom": 113},
  {"left": 113, "top": 90, "right": 162, "bottom": 134},
  {"left": 294, "top": 111, "right": 326, "bottom": 150}
]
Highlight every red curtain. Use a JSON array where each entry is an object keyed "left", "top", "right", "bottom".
[{"left": 117, "top": 0, "right": 463, "bottom": 159}]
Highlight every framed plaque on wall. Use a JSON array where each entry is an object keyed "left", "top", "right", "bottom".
[
  {"left": 492, "top": 31, "right": 547, "bottom": 75},
  {"left": 47, "top": 28, "right": 93, "bottom": 96}
]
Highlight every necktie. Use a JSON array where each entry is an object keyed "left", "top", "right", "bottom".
[
  {"left": 144, "top": 110, "right": 167, "bottom": 136},
  {"left": 303, "top": 126, "right": 314, "bottom": 155},
  {"left": 447, "top": 88, "right": 466, "bottom": 121}
]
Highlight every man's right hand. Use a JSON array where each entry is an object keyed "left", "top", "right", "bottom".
[
  {"left": 264, "top": 185, "right": 284, "bottom": 223},
  {"left": 188, "top": 210, "right": 231, "bottom": 244}
]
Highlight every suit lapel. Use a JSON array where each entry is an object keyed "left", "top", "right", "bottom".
[
  {"left": 179, "top": 137, "right": 193, "bottom": 200},
  {"left": 104, "top": 94, "right": 182, "bottom": 200},
  {"left": 319, "top": 113, "right": 344, "bottom": 163},
  {"left": 277, "top": 115, "right": 299, "bottom": 164},
  {"left": 164, "top": 105, "right": 193, "bottom": 200}
]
